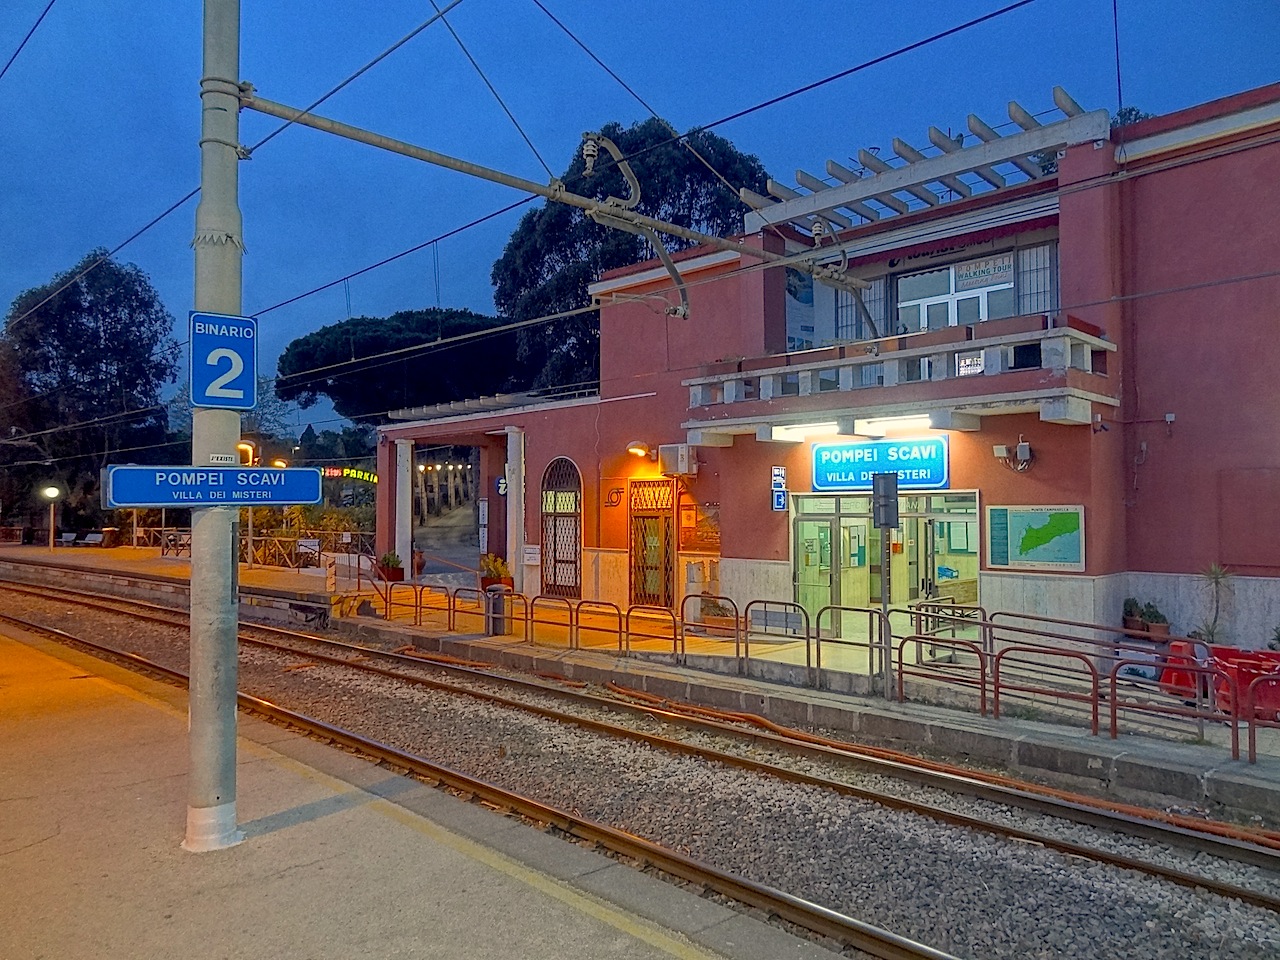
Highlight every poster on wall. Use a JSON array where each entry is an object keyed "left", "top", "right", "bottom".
[{"left": 986, "top": 505, "right": 1085, "bottom": 572}]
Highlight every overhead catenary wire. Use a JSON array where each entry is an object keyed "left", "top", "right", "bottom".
[
  {"left": 0, "top": 0, "right": 58, "bottom": 82},
  {"left": 4, "top": 0, "right": 1041, "bottom": 336},
  {"left": 4, "top": 3, "right": 468, "bottom": 335},
  {"left": 428, "top": 0, "right": 554, "bottom": 179}
]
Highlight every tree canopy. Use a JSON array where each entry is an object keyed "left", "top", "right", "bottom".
[
  {"left": 491, "top": 118, "right": 770, "bottom": 388},
  {"left": 1, "top": 250, "right": 180, "bottom": 524},
  {"left": 275, "top": 307, "right": 519, "bottom": 423}
]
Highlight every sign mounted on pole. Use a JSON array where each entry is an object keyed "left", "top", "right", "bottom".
[
  {"left": 190, "top": 311, "right": 257, "bottom": 410},
  {"left": 103, "top": 466, "right": 322, "bottom": 508}
]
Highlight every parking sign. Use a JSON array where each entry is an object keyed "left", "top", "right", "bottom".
[{"left": 190, "top": 311, "right": 257, "bottom": 410}]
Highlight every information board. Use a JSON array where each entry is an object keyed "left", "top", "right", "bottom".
[{"left": 986, "top": 505, "right": 1085, "bottom": 572}]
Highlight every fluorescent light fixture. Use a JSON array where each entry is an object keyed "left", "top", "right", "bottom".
[
  {"left": 853, "top": 414, "right": 933, "bottom": 438},
  {"left": 760, "top": 421, "right": 839, "bottom": 443}
]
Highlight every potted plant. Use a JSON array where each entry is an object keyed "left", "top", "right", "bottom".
[
  {"left": 378, "top": 551, "right": 404, "bottom": 582},
  {"left": 1141, "top": 601, "right": 1170, "bottom": 637},
  {"left": 1122, "top": 597, "right": 1144, "bottom": 634},
  {"left": 479, "top": 553, "right": 513, "bottom": 591}
]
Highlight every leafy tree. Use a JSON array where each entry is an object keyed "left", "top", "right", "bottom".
[
  {"left": 491, "top": 117, "right": 770, "bottom": 388},
  {"left": 296, "top": 423, "right": 375, "bottom": 463},
  {"left": 166, "top": 375, "right": 295, "bottom": 441},
  {"left": 275, "top": 307, "right": 519, "bottom": 423},
  {"left": 2, "top": 250, "right": 180, "bottom": 525}
]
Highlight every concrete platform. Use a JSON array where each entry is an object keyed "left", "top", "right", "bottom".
[{"left": 0, "top": 630, "right": 837, "bottom": 960}]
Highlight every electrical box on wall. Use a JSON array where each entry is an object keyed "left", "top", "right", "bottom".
[{"left": 659, "top": 443, "right": 697, "bottom": 476}]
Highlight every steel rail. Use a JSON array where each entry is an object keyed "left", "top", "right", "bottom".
[
  {"left": 5, "top": 578, "right": 1280, "bottom": 881},
  {"left": 0, "top": 610, "right": 954, "bottom": 960}
]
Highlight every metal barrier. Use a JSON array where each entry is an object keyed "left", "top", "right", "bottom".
[
  {"left": 896, "top": 635, "right": 987, "bottom": 716},
  {"left": 993, "top": 645, "right": 1100, "bottom": 735},
  {"left": 742, "top": 601, "right": 811, "bottom": 679},
  {"left": 528, "top": 596, "right": 575, "bottom": 648},
  {"left": 624, "top": 605, "right": 678, "bottom": 656},
  {"left": 576, "top": 600, "right": 624, "bottom": 652},
  {"left": 813, "top": 605, "right": 886, "bottom": 686},
  {"left": 450, "top": 587, "right": 487, "bottom": 635},
  {"left": 383, "top": 581, "right": 421, "bottom": 623},
  {"left": 1247, "top": 672, "right": 1280, "bottom": 763},
  {"left": 679, "top": 594, "right": 740, "bottom": 665},
  {"left": 1107, "top": 660, "right": 1234, "bottom": 758},
  {"left": 419, "top": 584, "right": 452, "bottom": 629}
]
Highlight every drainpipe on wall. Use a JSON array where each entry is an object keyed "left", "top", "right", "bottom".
[{"left": 505, "top": 426, "right": 525, "bottom": 595}]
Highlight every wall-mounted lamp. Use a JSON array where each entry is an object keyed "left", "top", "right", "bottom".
[
  {"left": 626, "top": 440, "right": 657, "bottom": 460},
  {"left": 270, "top": 459, "right": 288, "bottom": 469},
  {"left": 993, "top": 435, "right": 1035, "bottom": 473}
]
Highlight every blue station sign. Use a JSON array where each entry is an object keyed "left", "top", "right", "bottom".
[
  {"left": 104, "top": 466, "right": 322, "bottom": 508},
  {"left": 812, "top": 436, "right": 950, "bottom": 492},
  {"left": 190, "top": 311, "right": 257, "bottom": 410}
]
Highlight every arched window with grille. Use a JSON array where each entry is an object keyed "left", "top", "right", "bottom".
[{"left": 540, "top": 458, "right": 582, "bottom": 599}]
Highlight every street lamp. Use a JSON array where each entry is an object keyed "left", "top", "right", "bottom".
[{"left": 41, "top": 485, "right": 60, "bottom": 551}]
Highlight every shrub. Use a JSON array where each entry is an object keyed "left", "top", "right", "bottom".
[
  {"left": 480, "top": 553, "right": 511, "bottom": 578},
  {"left": 379, "top": 551, "right": 402, "bottom": 569},
  {"left": 1141, "top": 601, "right": 1167, "bottom": 625}
]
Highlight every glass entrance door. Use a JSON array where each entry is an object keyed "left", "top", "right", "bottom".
[
  {"left": 795, "top": 493, "right": 978, "bottom": 616},
  {"left": 794, "top": 518, "right": 832, "bottom": 616}
]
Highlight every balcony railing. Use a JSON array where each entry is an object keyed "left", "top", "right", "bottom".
[{"left": 686, "top": 314, "right": 1114, "bottom": 414}]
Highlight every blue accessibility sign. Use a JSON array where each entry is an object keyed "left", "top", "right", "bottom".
[
  {"left": 190, "top": 311, "right": 257, "bottom": 410},
  {"left": 104, "top": 466, "right": 322, "bottom": 508},
  {"left": 812, "top": 436, "right": 950, "bottom": 492}
]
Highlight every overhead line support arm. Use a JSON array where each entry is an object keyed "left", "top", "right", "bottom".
[{"left": 238, "top": 88, "right": 866, "bottom": 293}]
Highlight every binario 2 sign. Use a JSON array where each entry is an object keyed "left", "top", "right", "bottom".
[
  {"left": 190, "top": 311, "right": 257, "bottom": 410},
  {"left": 811, "top": 436, "right": 950, "bottom": 492}
]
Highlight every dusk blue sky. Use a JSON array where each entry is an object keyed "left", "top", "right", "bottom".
[{"left": 2, "top": 0, "right": 1277, "bottom": 436}]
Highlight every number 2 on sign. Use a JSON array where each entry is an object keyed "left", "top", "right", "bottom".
[{"left": 205, "top": 348, "right": 245, "bottom": 399}]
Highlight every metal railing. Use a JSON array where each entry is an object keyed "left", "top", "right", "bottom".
[{"left": 318, "top": 580, "right": 1275, "bottom": 762}]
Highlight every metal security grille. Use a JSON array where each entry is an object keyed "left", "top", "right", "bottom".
[
  {"left": 540, "top": 458, "right": 581, "bottom": 599},
  {"left": 629, "top": 480, "right": 676, "bottom": 607}
]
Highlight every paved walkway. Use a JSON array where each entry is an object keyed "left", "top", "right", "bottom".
[{"left": 0, "top": 629, "right": 836, "bottom": 960}]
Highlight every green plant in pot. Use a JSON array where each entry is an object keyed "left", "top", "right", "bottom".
[
  {"left": 378, "top": 551, "right": 404, "bottom": 582},
  {"left": 479, "top": 552, "right": 513, "bottom": 590},
  {"left": 1141, "top": 601, "right": 1169, "bottom": 637},
  {"left": 1122, "top": 597, "right": 1144, "bottom": 633}
]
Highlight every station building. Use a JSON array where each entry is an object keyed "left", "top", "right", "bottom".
[{"left": 376, "top": 82, "right": 1280, "bottom": 644}]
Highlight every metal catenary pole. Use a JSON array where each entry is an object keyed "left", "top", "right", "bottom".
[{"left": 184, "top": 0, "right": 244, "bottom": 852}]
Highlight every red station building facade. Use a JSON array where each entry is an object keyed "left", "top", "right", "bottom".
[{"left": 376, "top": 83, "right": 1280, "bottom": 646}]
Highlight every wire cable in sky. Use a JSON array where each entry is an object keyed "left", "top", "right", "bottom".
[
  {"left": 247, "top": 0, "right": 469, "bottom": 153},
  {"left": 4, "top": 188, "right": 200, "bottom": 334},
  {"left": 254, "top": 195, "right": 534, "bottom": 316},
  {"left": 0, "top": 0, "right": 57, "bottom": 82},
  {"left": 429, "top": 0, "right": 554, "bottom": 178}
]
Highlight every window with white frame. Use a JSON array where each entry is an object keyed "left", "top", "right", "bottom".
[{"left": 893, "top": 243, "right": 1058, "bottom": 334}]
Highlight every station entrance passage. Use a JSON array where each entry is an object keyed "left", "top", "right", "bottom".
[{"left": 792, "top": 492, "right": 979, "bottom": 639}]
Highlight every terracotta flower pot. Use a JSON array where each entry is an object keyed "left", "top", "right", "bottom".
[
  {"left": 480, "top": 576, "right": 514, "bottom": 591},
  {"left": 379, "top": 565, "right": 405, "bottom": 582}
]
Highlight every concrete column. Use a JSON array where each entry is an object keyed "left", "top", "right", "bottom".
[
  {"left": 185, "top": 0, "right": 243, "bottom": 853},
  {"left": 395, "top": 440, "right": 413, "bottom": 567},
  {"left": 505, "top": 427, "right": 525, "bottom": 594}
]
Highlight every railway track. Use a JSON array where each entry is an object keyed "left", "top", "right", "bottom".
[{"left": 3, "top": 580, "right": 1280, "bottom": 959}]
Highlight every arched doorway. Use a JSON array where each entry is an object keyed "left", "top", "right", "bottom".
[{"left": 540, "top": 458, "right": 582, "bottom": 599}]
